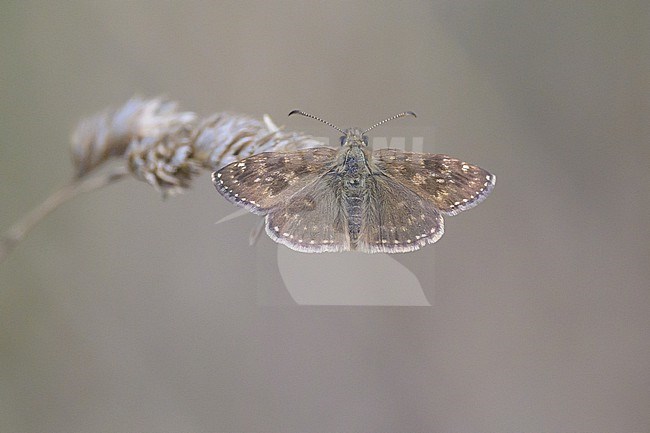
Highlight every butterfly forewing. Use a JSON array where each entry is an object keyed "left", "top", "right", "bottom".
[
  {"left": 372, "top": 149, "right": 496, "bottom": 216},
  {"left": 212, "top": 147, "right": 338, "bottom": 214},
  {"left": 356, "top": 174, "right": 444, "bottom": 253},
  {"left": 266, "top": 173, "right": 351, "bottom": 252}
]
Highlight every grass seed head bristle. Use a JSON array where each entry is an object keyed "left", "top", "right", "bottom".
[
  {"left": 71, "top": 97, "right": 197, "bottom": 178},
  {"left": 71, "top": 97, "right": 326, "bottom": 195}
]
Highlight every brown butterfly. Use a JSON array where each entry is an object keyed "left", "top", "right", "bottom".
[{"left": 212, "top": 111, "right": 495, "bottom": 253}]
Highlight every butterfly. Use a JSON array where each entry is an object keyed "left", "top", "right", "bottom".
[{"left": 212, "top": 110, "right": 495, "bottom": 253}]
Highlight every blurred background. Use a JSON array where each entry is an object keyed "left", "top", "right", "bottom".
[{"left": 1, "top": 1, "right": 649, "bottom": 432}]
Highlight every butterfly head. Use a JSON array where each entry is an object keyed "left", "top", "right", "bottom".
[{"left": 340, "top": 128, "right": 369, "bottom": 147}]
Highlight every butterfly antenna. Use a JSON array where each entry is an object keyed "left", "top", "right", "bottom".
[
  {"left": 288, "top": 110, "right": 345, "bottom": 134},
  {"left": 363, "top": 111, "right": 417, "bottom": 134}
]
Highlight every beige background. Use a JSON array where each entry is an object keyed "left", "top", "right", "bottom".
[{"left": 1, "top": 1, "right": 649, "bottom": 432}]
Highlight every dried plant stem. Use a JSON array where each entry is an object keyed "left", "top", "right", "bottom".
[
  {"left": 0, "top": 166, "right": 129, "bottom": 264},
  {"left": 1, "top": 98, "right": 326, "bottom": 265}
]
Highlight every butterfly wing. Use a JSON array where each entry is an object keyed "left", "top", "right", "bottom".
[
  {"left": 355, "top": 174, "right": 444, "bottom": 253},
  {"left": 212, "top": 147, "right": 338, "bottom": 215},
  {"left": 213, "top": 147, "right": 350, "bottom": 252},
  {"left": 265, "top": 172, "right": 351, "bottom": 252},
  {"left": 372, "top": 149, "right": 496, "bottom": 216}
]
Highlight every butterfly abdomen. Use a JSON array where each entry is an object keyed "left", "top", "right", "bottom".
[
  {"left": 343, "top": 171, "right": 370, "bottom": 246},
  {"left": 345, "top": 189, "right": 363, "bottom": 242}
]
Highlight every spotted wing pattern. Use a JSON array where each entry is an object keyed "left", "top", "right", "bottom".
[
  {"left": 265, "top": 173, "right": 351, "bottom": 252},
  {"left": 355, "top": 174, "right": 444, "bottom": 253},
  {"left": 213, "top": 145, "right": 495, "bottom": 253},
  {"left": 212, "top": 147, "right": 338, "bottom": 214},
  {"left": 372, "top": 149, "right": 496, "bottom": 216}
]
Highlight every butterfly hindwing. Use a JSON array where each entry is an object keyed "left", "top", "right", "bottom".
[
  {"left": 212, "top": 147, "right": 338, "bottom": 214},
  {"left": 265, "top": 172, "right": 351, "bottom": 252},
  {"left": 355, "top": 174, "right": 444, "bottom": 253},
  {"left": 372, "top": 149, "right": 496, "bottom": 216}
]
